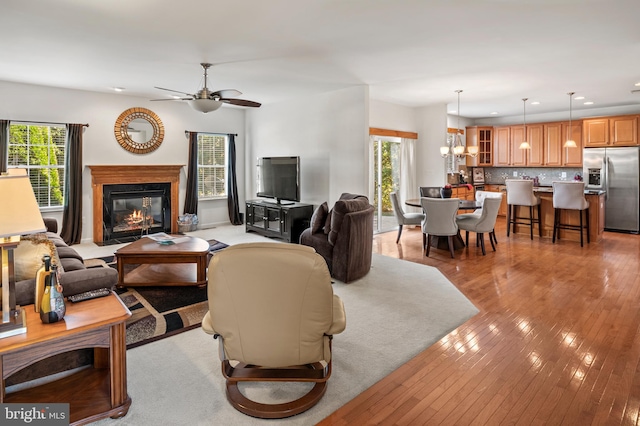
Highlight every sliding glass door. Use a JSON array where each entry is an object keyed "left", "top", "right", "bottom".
[{"left": 371, "top": 136, "right": 401, "bottom": 233}]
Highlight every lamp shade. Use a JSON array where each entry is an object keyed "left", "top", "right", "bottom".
[
  {"left": 188, "top": 99, "right": 223, "bottom": 113},
  {"left": 0, "top": 169, "right": 46, "bottom": 238}
]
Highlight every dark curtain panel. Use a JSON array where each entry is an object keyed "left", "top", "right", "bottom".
[
  {"left": 60, "top": 124, "right": 83, "bottom": 245},
  {"left": 227, "top": 133, "right": 243, "bottom": 225},
  {"left": 0, "top": 120, "right": 8, "bottom": 173},
  {"left": 183, "top": 131, "right": 198, "bottom": 214}
]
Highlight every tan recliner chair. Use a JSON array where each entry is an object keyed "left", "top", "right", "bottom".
[{"left": 202, "top": 242, "right": 347, "bottom": 419}]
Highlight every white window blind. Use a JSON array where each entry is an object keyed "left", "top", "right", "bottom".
[{"left": 197, "top": 133, "right": 227, "bottom": 198}]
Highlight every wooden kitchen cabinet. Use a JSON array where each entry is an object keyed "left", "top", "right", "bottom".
[
  {"left": 584, "top": 115, "right": 638, "bottom": 147},
  {"left": 563, "top": 121, "right": 583, "bottom": 166},
  {"left": 494, "top": 126, "right": 510, "bottom": 166},
  {"left": 510, "top": 126, "right": 527, "bottom": 166},
  {"left": 544, "top": 121, "right": 583, "bottom": 167},
  {"left": 610, "top": 115, "right": 638, "bottom": 145},
  {"left": 584, "top": 118, "right": 609, "bottom": 146},
  {"left": 526, "top": 124, "right": 544, "bottom": 166},
  {"left": 466, "top": 126, "right": 493, "bottom": 167}
]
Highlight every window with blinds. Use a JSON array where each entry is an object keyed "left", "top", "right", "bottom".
[
  {"left": 197, "top": 133, "right": 227, "bottom": 198},
  {"left": 8, "top": 123, "right": 66, "bottom": 209}
]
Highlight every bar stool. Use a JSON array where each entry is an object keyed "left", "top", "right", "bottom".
[
  {"left": 505, "top": 179, "right": 541, "bottom": 240},
  {"left": 552, "top": 181, "right": 590, "bottom": 247}
]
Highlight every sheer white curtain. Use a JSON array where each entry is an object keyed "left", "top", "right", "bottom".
[{"left": 400, "top": 137, "right": 419, "bottom": 212}]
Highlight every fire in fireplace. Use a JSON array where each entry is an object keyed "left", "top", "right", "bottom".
[{"left": 102, "top": 183, "right": 172, "bottom": 244}]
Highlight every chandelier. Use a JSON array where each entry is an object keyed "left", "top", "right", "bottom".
[{"left": 440, "top": 90, "right": 479, "bottom": 159}]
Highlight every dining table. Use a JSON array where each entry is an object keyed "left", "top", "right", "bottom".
[
  {"left": 404, "top": 198, "right": 482, "bottom": 251},
  {"left": 405, "top": 198, "right": 482, "bottom": 210}
]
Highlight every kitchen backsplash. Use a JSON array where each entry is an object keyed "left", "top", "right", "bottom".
[{"left": 473, "top": 167, "right": 583, "bottom": 186}]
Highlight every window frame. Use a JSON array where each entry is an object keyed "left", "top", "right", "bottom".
[
  {"left": 7, "top": 122, "right": 67, "bottom": 212},
  {"left": 196, "top": 132, "right": 228, "bottom": 200}
]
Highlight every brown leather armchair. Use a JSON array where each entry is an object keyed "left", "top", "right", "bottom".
[
  {"left": 299, "top": 193, "right": 374, "bottom": 283},
  {"left": 202, "top": 242, "right": 346, "bottom": 419}
]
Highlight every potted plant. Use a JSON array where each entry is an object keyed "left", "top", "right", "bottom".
[{"left": 441, "top": 184, "right": 453, "bottom": 198}]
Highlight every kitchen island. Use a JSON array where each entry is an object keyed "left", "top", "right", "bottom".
[{"left": 488, "top": 185, "right": 606, "bottom": 243}]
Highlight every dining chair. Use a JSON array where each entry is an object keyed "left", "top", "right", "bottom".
[
  {"left": 463, "top": 190, "right": 503, "bottom": 245},
  {"left": 390, "top": 192, "right": 425, "bottom": 243},
  {"left": 456, "top": 196, "right": 502, "bottom": 255},
  {"left": 552, "top": 181, "right": 590, "bottom": 247},
  {"left": 505, "top": 179, "right": 541, "bottom": 240},
  {"left": 419, "top": 186, "right": 442, "bottom": 198},
  {"left": 420, "top": 197, "right": 460, "bottom": 259}
]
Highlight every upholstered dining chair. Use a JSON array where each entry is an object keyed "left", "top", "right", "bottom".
[
  {"left": 201, "top": 242, "right": 347, "bottom": 419},
  {"left": 420, "top": 197, "right": 460, "bottom": 259},
  {"left": 456, "top": 196, "right": 502, "bottom": 255},
  {"left": 390, "top": 192, "right": 425, "bottom": 243},
  {"left": 505, "top": 179, "right": 541, "bottom": 240},
  {"left": 552, "top": 181, "right": 590, "bottom": 247},
  {"left": 419, "top": 186, "right": 442, "bottom": 198},
  {"left": 462, "top": 190, "right": 503, "bottom": 246}
]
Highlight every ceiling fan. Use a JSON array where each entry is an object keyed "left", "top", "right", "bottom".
[{"left": 151, "top": 63, "right": 261, "bottom": 113}]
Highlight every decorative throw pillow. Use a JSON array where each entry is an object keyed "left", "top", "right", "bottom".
[
  {"left": 324, "top": 208, "right": 333, "bottom": 234},
  {"left": 14, "top": 234, "right": 60, "bottom": 281},
  {"left": 310, "top": 202, "right": 328, "bottom": 234}
]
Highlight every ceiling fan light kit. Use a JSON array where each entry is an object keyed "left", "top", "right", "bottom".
[
  {"left": 152, "top": 63, "right": 261, "bottom": 113},
  {"left": 188, "top": 99, "right": 223, "bottom": 113}
]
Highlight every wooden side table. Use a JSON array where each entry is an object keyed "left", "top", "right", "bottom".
[{"left": 0, "top": 293, "right": 132, "bottom": 425}]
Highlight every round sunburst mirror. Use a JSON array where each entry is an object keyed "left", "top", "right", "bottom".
[{"left": 114, "top": 107, "right": 165, "bottom": 154}]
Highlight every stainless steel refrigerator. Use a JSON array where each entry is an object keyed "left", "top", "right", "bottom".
[{"left": 583, "top": 147, "right": 640, "bottom": 233}]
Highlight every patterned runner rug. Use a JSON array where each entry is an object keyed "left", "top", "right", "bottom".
[{"left": 85, "top": 239, "right": 227, "bottom": 348}]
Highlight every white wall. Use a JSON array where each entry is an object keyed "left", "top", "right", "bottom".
[
  {"left": 246, "top": 86, "right": 369, "bottom": 206},
  {"left": 369, "top": 100, "right": 418, "bottom": 133},
  {"left": 415, "top": 104, "right": 449, "bottom": 188},
  {"left": 0, "top": 80, "right": 246, "bottom": 242}
]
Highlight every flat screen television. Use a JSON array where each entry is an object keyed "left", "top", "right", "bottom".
[{"left": 257, "top": 156, "right": 300, "bottom": 204}]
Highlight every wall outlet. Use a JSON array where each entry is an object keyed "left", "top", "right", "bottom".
[
  {"left": 513, "top": 171, "right": 518, "bottom": 177},
  {"left": 561, "top": 172, "right": 567, "bottom": 178}
]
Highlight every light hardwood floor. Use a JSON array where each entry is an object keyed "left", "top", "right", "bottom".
[{"left": 318, "top": 221, "right": 640, "bottom": 425}]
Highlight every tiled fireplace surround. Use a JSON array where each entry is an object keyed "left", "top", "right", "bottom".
[{"left": 88, "top": 165, "right": 182, "bottom": 243}]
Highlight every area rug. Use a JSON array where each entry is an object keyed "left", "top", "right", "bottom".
[
  {"left": 92, "top": 253, "right": 479, "bottom": 426},
  {"left": 85, "top": 239, "right": 228, "bottom": 348}
]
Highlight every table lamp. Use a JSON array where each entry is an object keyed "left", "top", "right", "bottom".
[{"left": 0, "top": 168, "right": 47, "bottom": 338}]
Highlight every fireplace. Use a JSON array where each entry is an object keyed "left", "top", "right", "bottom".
[
  {"left": 88, "top": 165, "right": 183, "bottom": 243},
  {"left": 102, "top": 183, "right": 171, "bottom": 244}
]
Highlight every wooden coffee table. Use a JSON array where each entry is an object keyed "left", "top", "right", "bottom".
[
  {"left": 115, "top": 235, "right": 210, "bottom": 287},
  {"left": 0, "top": 293, "right": 131, "bottom": 425}
]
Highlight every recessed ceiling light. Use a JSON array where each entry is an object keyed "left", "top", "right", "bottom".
[
  {"left": 448, "top": 109, "right": 457, "bottom": 114},
  {"left": 531, "top": 101, "right": 540, "bottom": 105},
  {"left": 584, "top": 101, "right": 594, "bottom": 105},
  {"left": 574, "top": 96, "right": 585, "bottom": 100},
  {"left": 172, "top": 95, "right": 181, "bottom": 99},
  {"left": 490, "top": 111, "right": 498, "bottom": 115},
  {"left": 113, "top": 87, "right": 125, "bottom": 92},
  {"left": 635, "top": 82, "right": 640, "bottom": 87}
]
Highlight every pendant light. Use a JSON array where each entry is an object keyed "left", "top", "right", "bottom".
[
  {"left": 564, "top": 92, "right": 578, "bottom": 148},
  {"left": 440, "top": 90, "right": 478, "bottom": 158},
  {"left": 519, "top": 98, "right": 531, "bottom": 150}
]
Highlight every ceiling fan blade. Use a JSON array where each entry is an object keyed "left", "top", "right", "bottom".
[
  {"left": 220, "top": 98, "right": 261, "bottom": 107},
  {"left": 150, "top": 97, "right": 193, "bottom": 101},
  {"left": 211, "top": 89, "right": 242, "bottom": 99},
  {"left": 154, "top": 86, "right": 195, "bottom": 97}
]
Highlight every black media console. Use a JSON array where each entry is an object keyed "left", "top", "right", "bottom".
[{"left": 245, "top": 200, "right": 314, "bottom": 243}]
